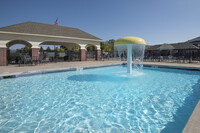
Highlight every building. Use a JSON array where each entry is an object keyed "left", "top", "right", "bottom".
[
  {"left": 0, "top": 22, "right": 103, "bottom": 66},
  {"left": 188, "top": 36, "right": 200, "bottom": 48},
  {"left": 147, "top": 39, "right": 200, "bottom": 60}
]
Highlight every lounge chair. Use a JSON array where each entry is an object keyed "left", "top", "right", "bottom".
[
  {"left": 24, "top": 55, "right": 32, "bottom": 65},
  {"left": 39, "top": 55, "right": 47, "bottom": 64}
]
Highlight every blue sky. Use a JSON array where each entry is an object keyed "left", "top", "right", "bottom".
[{"left": 1, "top": 0, "right": 200, "bottom": 46}]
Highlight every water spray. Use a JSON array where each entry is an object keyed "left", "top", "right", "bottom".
[{"left": 114, "top": 36, "right": 146, "bottom": 74}]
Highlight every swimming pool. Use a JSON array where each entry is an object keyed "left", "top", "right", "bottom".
[{"left": 0, "top": 66, "right": 200, "bottom": 132}]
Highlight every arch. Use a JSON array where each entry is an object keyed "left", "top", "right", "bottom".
[
  {"left": 6, "top": 40, "right": 32, "bottom": 48},
  {"left": 85, "top": 44, "right": 97, "bottom": 51},
  {"left": 85, "top": 44, "right": 97, "bottom": 61},
  {"left": 6, "top": 40, "right": 33, "bottom": 65}
]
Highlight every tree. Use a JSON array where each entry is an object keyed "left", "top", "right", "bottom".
[
  {"left": 55, "top": 47, "right": 59, "bottom": 52},
  {"left": 59, "top": 47, "right": 65, "bottom": 52},
  {"left": 145, "top": 45, "right": 150, "bottom": 51},
  {"left": 87, "top": 46, "right": 95, "bottom": 51},
  {"left": 22, "top": 46, "right": 30, "bottom": 55},
  {"left": 22, "top": 46, "right": 30, "bottom": 51},
  {"left": 100, "top": 42, "right": 106, "bottom": 52},
  {"left": 16, "top": 49, "right": 20, "bottom": 54},
  {"left": 40, "top": 46, "right": 44, "bottom": 52},
  {"left": 106, "top": 39, "right": 115, "bottom": 51},
  {"left": 72, "top": 46, "right": 80, "bottom": 52},
  {"left": 100, "top": 39, "right": 115, "bottom": 52},
  {"left": 55, "top": 47, "right": 59, "bottom": 57},
  {"left": 47, "top": 46, "right": 51, "bottom": 51},
  {"left": 60, "top": 45, "right": 68, "bottom": 50},
  {"left": 105, "top": 45, "right": 112, "bottom": 52}
]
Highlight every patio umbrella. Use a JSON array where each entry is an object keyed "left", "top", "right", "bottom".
[
  {"left": 158, "top": 44, "right": 175, "bottom": 56},
  {"left": 158, "top": 44, "right": 175, "bottom": 51}
]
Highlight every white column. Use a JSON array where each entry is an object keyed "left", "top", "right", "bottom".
[
  {"left": 127, "top": 45, "right": 132, "bottom": 74},
  {"left": 79, "top": 44, "right": 87, "bottom": 50},
  {"left": 29, "top": 41, "right": 41, "bottom": 48},
  {"left": 0, "top": 40, "right": 9, "bottom": 48},
  {"left": 96, "top": 44, "right": 101, "bottom": 50},
  {"left": 0, "top": 40, "right": 9, "bottom": 66}
]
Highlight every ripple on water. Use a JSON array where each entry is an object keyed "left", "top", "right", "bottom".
[{"left": 0, "top": 66, "right": 200, "bottom": 132}]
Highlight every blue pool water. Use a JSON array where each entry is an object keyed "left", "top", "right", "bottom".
[{"left": 0, "top": 66, "right": 200, "bottom": 132}]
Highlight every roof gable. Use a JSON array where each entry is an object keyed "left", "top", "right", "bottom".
[{"left": 0, "top": 21, "right": 102, "bottom": 41}]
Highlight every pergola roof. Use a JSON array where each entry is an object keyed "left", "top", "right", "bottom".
[{"left": 0, "top": 21, "right": 102, "bottom": 41}]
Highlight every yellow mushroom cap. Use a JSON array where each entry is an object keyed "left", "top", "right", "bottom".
[{"left": 114, "top": 36, "right": 146, "bottom": 45}]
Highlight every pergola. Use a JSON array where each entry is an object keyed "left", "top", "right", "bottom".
[{"left": 0, "top": 22, "right": 103, "bottom": 66}]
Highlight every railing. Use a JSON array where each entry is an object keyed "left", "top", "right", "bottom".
[
  {"left": 86, "top": 51, "right": 96, "bottom": 61},
  {"left": 144, "top": 56, "right": 200, "bottom": 63}
]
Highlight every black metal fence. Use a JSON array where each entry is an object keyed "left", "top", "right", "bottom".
[
  {"left": 144, "top": 50, "right": 200, "bottom": 63},
  {"left": 7, "top": 49, "right": 31, "bottom": 64},
  {"left": 86, "top": 51, "right": 96, "bottom": 60},
  {"left": 40, "top": 50, "right": 80, "bottom": 62}
]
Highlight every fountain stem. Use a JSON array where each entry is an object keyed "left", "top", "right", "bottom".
[{"left": 127, "top": 45, "right": 132, "bottom": 74}]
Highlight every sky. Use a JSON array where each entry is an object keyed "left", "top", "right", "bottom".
[{"left": 1, "top": 0, "right": 200, "bottom": 46}]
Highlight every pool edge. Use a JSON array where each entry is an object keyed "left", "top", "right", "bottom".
[
  {"left": 0, "top": 63, "right": 200, "bottom": 80},
  {"left": 144, "top": 64, "right": 200, "bottom": 71},
  {"left": 0, "top": 64, "right": 121, "bottom": 80},
  {"left": 182, "top": 100, "right": 200, "bottom": 133}
]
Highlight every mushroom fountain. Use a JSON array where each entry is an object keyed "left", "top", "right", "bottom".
[{"left": 114, "top": 36, "right": 146, "bottom": 74}]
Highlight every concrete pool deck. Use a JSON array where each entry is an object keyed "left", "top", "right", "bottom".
[
  {"left": 182, "top": 100, "right": 200, "bottom": 133},
  {"left": 0, "top": 61, "right": 200, "bottom": 132},
  {"left": 0, "top": 61, "right": 200, "bottom": 76},
  {"left": 0, "top": 61, "right": 122, "bottom": 76}
]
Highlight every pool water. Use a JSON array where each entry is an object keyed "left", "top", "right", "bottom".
[{"left": 0, "top": 66, "right": 200, "bottom": 132}]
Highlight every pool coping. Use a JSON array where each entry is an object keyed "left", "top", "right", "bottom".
[
  {"left": 1, "top": 63, "right": 200, "bottom": 80},
  {"left": 0, "top": 64, "right": 121, "bottom": 80},
  {"left": 182, "top": 100, "right": 200, "bottom": 133},
  {"left": 144, "top": 64, "right": 200, "bottom": 71}
]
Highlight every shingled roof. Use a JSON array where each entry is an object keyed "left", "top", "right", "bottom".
[
  {"left": 148, "top": 45, "right": 161, "bottom": 50},
  {"left": 149, "top": 42, "right": 198, "bottom": 50},
  {"left": 188, "top": 36, "right": 200, "bottom": 43},
  {"left": 171, "top": 42, "right": 199, "bottom": 49},
  {"left": 0, "top": 21, "right": 102, "bottom": 41}
]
